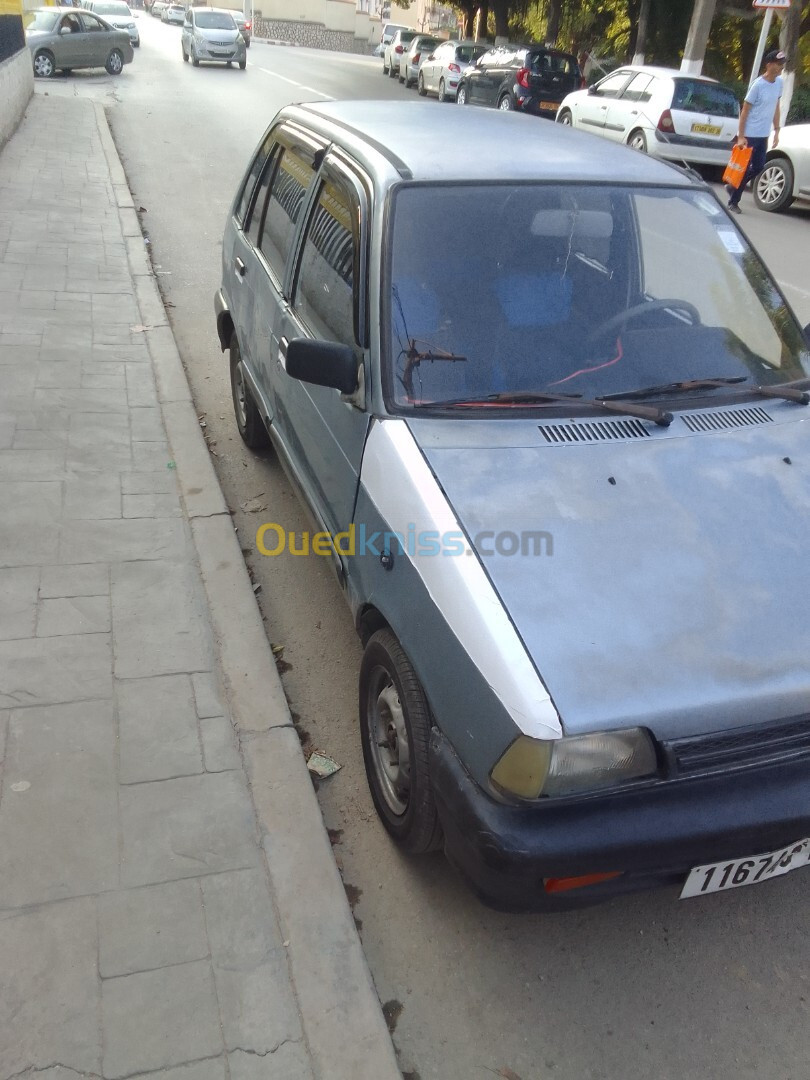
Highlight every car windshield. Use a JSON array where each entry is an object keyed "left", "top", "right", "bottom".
[
  {"left": 195, "top": 11, "right": 235, "bottom": 28},
  {"left": 386, "top": 183, "right": 810, "bottom": 410},
  {"left": 94, "top": 2, "right": 131, "bottom": 14},
  {"left": 672, "top": 79, "right": 739, "bottom": 118},
  {"left": 26, "top": 9, "right": 59, "bottom": 30}
]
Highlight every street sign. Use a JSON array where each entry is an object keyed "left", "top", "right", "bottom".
[{"left": 752, "top": 0, "right": 791, "bottom": 8}]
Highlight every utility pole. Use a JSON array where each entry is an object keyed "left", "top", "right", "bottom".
[
  {"left": 680, "top": 0, "right": 717, "bottom": 75},
  {"left": 632, "top": 0, "right": 652, "bottom": 63}
]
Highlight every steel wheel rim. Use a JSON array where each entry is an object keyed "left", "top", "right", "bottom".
[
  {"left": 457, "top": 87, "right": 465, "bottom": 104},
  {"left": 499, "top": 96, "right": 512, "bottom": 110},
  {"left": 35, "top": 53, "right": 53, "bottom": 76},
  {"left": 630, "top": 134, "right": 645, "bottom": 151},
  {"left": 233, "top": 360, "right": 247, "bottom": 428},
  {"left": 560, "top": 112, "right": 571, "bottom": 125},
  {"left": 757, "top": 164, "right": 786, "bottom": 205},
  {"left": 367, "top": 668, "right": 411, "bottom": 817},
  {"left": 109, "top": 51, "right": 123, "bottom": 73},
  {"left": 438, "top": 79, "right": 445, "bottom": 100},
  {"left": 418, "top": 73, "right": 423, "bottom": 90}
]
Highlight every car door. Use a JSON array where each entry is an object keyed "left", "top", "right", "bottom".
[
  {"left": 422, "top": 41, "right": 445, "bottom": 92},
  {"left": 465, "top": 48, "right": 494, "bottom": 103},
  {"left": 78, "top": 12, "right": 114, "bottom": 67},
  {"left": 485, "top": 47, "right": 514, "bottom": 106},
  {"left": 272, "top": 154, "right": 370, "bottom": 543},
  {"left": 575, "top": 69, "right": 632, "bottom": 131},
  {"left": 54, "top": 12, "right": 87, "bottom": 66},
  {"left": 603, "top": 72, "right": 655, "bottom": 141}
]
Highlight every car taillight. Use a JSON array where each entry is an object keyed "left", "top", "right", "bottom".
[
  {"left": 516, "top": 66, "right": 530, "bottom": 89},
  {"left": 413, "top": 52, "right": 420, "bottom": 63},
  {"left": 244, "top": 20, "right": 250, "bottom": 28},
  {"left": 657, "top": 109, "right": 675, "bottom": 132},
  {"left": 395, "top": 44, "right": 403, "bottom": 53},
  {"left": 448, "top": 62, "right": 460, "bottom": 73}
]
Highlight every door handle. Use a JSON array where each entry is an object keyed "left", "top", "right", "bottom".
[
  {"left": 235, "top": 257, "right": 246, "bottom": 277},
  {"left": 600, "top": 105, "right": 607, "bottom": 110},
  {"left": 630, "top": 110, "right": 638, "bottom": 115},
  {"left": 278, "top": 335, "right": 288, "bottom": 370}
]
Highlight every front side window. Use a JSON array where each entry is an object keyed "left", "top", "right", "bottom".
[
  {"left": 80, "top": 13, "right": 107, "bottom": 31},
  {"left": 386, "top": 183, "right": 809, "bottom": 412},
  {"left": 293, "top": 174, "right": 358, "bottom": 347},
  {"left": 594, "top": 70, "right": 631, "bottom": 97}
]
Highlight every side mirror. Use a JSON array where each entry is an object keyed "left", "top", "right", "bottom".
[
  {"left": 59, "top": 26, "right": 72, "bottom": 34},
  {"left": 286, "top": 338, "right": 358, "bottom": 395},
  {"left": 587, "top": 83, "right": 597, "bottom": 95},
  {"left": 427, "top": 53, "right": 435, "bottom": 61},
  {"left": 804, "top": 323, "right": 810, "bottom": 347}
]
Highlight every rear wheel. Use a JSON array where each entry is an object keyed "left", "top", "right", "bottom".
[
  {"left": 456, "top": 83, "right": 468, "bottom": 105},
  {"left": 438, "top": 77, "right": 448, "bottom": 103},
  {"left": 359, "top": 628, "right": 443, "bottom": 855},
  {"left": 389, "top": 62, "right": 397, "bottom": 79},
  {"left": 382, "top": 61, "right": 388, "bottom": 74},
  {"left": 557, "top": 108, "right": 572, "bottom": 125},
  {"left": 628, "top": 128, "right": 648, "bottom": 153},
  {"left": 754, "top": 156, "right": 795, "bottom": 212},
  {"left": 230, "top": 334, "right": 269, "bottom": 449},
  {"left": 498, "top": 93, "right": 513, "bottom": 111},
  {"left": 33, "top": 49, "right": 55, "bottom": 78},
  {"left": 105, "top": 49, "right": 124, "bottom": 75},
  {"left": 417, "top": 71, "right": 427, "bottom": 96}
]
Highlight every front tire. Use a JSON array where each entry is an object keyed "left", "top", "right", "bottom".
[
  {"left": 754, "top": 156, "right": 795, "bottom": 213},
  {"left": 456, "top": 83, "right": 468, "bottom": 105},
  {"left": 628, "top": 128, "right": 648, "bottom": 153},
  {"left": 105, "top": 49, "right": 124, "bottom": 75},
  {"left": 238, "top": 59, "right": 246, "bottom": 70},
  {"left": 230, "top": 334, "right": 269, "bottom": 449},
  {"left": 417, "top": 71, "right": 427, "bottom": 96},
  {"left": 360, "top": 629, "right": 443, "bottom": 855},
  {"left": 182, "top": 44, "right": 188, "bottom": 61},
  {"left": 389, "top": 62, "right": 397, "bottom": 79},
  {"left": 191, "top": 47, "right": 199, "bottom": 66},
  {"left": 557, "top": 108, "right": 572, "bottom": 125},
  {"left": 33, "top": 49, "right": 55, "bottom": 78}
]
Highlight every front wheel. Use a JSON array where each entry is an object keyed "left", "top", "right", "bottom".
[
  {"left": 181, "top": 44, "right": 187, "bottom": 61},
  {"left": 628, "top": 128, "right": 648, "bottom": 153},
  {"left": 498, "top": 93, "right": 513, "bottom": 111},
  {"left": 33, "top": 50, "right": 55, "bottom": 78},
  {"left": 557, "top": 108, "right": 572, "bottom": 125},
  {"left": 105, "top": 49, "right": 124, "bottom": 75},
  {"left": 191, "top": 47, "right": 199, "bottom": 66},
  {"left": 359, "top": 629, "right": 443, "bottom": 855},
  {"left": 238, "top": 59, "right": 246, "bottom": 70},
  {"left": 417, "top": 71, "right": 427, "bottom": 96},
  {"left": 230, "top": 334, "right": 269, "bottom": 449},
  {"left": 389, "top": 62, "right": 397, "bottom": 79},
  {"left": 754, "top": 157, "right": 795, "bottom": 213},
  {"left": 456, "top": 84, "right": 468, "bottom": 105}
]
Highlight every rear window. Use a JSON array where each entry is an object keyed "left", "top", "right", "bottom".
[
  {"left": 414, "top": 37, "right": 440, "bottom": 51},
  {"left": 529, "top": 51, "right": 577, "bottom": 75},
  {"left": 399, "top": 31, "right": 417, "bottom": 43},
  {"left": 672, "top": 79, "right": 739, "bottom": 118}
]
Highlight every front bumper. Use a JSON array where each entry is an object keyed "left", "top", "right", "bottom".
[
  {"left": 196, "top": 43, "right": 244, "bottom": 61},
  {"left": 430, "top": 729, "right": 810, "bottom": 912}
]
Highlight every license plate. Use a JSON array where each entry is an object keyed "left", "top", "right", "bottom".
[
  {"left": 691, "top": 122, "right": 722, "bottom": 135},
  {"left": 539, "top": 101, "right": 558, "bottom": 111},
  {"left": 680, "top": 837, "right": 810, "bottom": 899}
]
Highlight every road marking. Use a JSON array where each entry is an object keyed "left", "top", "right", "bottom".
[{"left": 256, "top": 66, "right": 334, "bottom": 99}]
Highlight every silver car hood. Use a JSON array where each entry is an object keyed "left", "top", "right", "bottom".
[
  {"left": 415, "top": 411, "right": 810, "bottom": 740},
  {"left": 198, "top": 26, "right": 239, "bottom": 41}
]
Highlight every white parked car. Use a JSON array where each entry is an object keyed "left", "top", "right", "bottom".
[
  {"left": 418, "top": 39, "right": 488, "bottom": 102},
  {"left": 753, "top": 123, "right": 810, "bottom": 212},
  {"left": 556, "top": 65, "right": 739, "bottom": 167}
]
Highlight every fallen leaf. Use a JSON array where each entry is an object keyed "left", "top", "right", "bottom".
[
  {"left": 271, "top": 643, "right": 284, "bottom": 655},
  {"left": 240, "top": 495, "right": 267, "bottom": 514},
  {"left": 306, "top": 752, "right": 341, "bottom": 779},
  {"left": 252, "top": 583, "right": 262, "bottom": 594}
]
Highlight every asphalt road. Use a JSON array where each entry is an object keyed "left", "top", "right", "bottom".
[{"left": 41, "top": 21, "right": 810, "bottom": 1079}]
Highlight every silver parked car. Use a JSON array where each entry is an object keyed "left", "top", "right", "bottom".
[
  {"left": 382, "top": 27, "right": 416, "bottom": 78},
  {"left": 232, "top": 11, "right": 250, "bottom": 47},
  {"left": 754, "top": 123, "right": 810, "bottom": 213},
  {"left": 373, "top": 20, "right": 407, "bottom": 59},
  {"left": 181, "top": 6, "right": 245, "bottom": 68},
  {"left": 399, "top": 33, "right": 440, "bottom": 88},
  {"left": 26, "top": 7, "right": 134, "bottom": 77},
  {"left": 216, "top": 101, "right": 810, "bottom": 913},
  {"left": 163, "top": 3, "right": 185, "bottom": 24},
  {"left": 82, "top": 0, "right": 139, "bottom": 47},
  {"left": 418, "top": 38, "right": 487, "bottom": 102}
]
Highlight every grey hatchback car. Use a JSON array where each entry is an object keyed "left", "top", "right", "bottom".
[
  {"left": 26, "top": 6, "right": 134, "bottom": 77},
  {"left": 181, "top": 6, "right": 245, "bottom": 68},
  {"left": 216, "top": 101, "right": 810, "bottom": 912}
]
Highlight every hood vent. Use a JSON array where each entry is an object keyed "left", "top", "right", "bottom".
[
  {"left": 681, "top": 406, "right": 772, "bottom": 434},
  {"left": 539, "top": 418, "right": 650, "bottom": 444}
]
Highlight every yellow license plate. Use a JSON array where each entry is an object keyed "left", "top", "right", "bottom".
[
  {"left": 540, "top": 101, "right": 558, "bottom": 111},
  {"left": 691, "top": 123, "right": 722, "bottom": 135}
]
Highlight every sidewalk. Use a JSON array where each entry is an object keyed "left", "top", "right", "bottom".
[{"left": 0, "top": 93, "right": 400, "bottom": 1080}]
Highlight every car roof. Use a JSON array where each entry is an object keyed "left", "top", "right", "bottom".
[
  {"left": 290, "top": 101, "right": 697, "bottom": 187},
  {"left": 607, "top": 63, "right": 726, "bottom": 85}
]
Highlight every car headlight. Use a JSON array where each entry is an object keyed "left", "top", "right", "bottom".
[{"left": 490, "top": 728, "right": 659, "bottom": 800}]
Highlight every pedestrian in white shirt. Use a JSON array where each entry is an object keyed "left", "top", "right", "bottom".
[{"left": 727, "top": 49, "right": 786, "bottom": 214}]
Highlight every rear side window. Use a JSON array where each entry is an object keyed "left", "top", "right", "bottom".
[
  {"left": 236, "top": 133, "right": 275, "bottom": 226},
  {"left": 622, "top": 73, "right": 655, "bottom": 103},
  {"left": 293, "top": 173, "right": 359, "bottom": 347},
  {"left": 245, "top": 150, "right": 279, "bottom": 249},
  {"left": 260, "top": 145, "right": 317, "bottom": 282},
  {"left": 672, "top": 79, "right": 739, "bottom": 118}
]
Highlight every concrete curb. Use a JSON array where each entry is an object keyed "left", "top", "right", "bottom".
[{"left": 93, "top": 101, "right": 402, "bottom": 1080}]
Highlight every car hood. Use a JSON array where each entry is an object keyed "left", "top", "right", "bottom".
[
  {"left": 414, "top": 411, "right": 810, "bottom": 740},
  {"left": 197, "top": 26, "right": 239, "bottom": 40}
]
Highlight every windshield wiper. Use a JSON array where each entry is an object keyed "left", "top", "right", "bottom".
[
  {"left": 415, "top": 390, "right": 674, "bottom": 427},
  {"left": 601, "top": 377, "right": 810, "bottom": 406}
]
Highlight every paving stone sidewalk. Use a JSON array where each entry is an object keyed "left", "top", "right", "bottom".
[{"left": 0, "top": 96, "right": 374, "bottom": 1080}]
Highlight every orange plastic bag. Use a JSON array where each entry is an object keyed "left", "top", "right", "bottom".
[{"left": 723, "top": 145, "right": 753, "bottom": 190}]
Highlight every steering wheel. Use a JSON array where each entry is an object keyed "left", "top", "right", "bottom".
[{"left": 588, "top": 298, "right": 702, "bottom": 343}]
